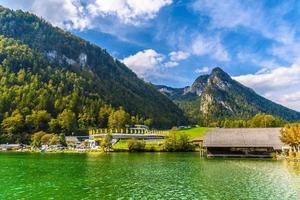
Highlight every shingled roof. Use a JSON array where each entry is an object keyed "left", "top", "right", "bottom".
[{"left": 204, "top": 128, "right": 284, "bottom": 150}]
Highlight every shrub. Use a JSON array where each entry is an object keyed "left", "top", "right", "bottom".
[
  {"left": 128, "top": 138, "right": 146, "bottom": 152},
  {"left": 101, "top": 133, "right": 113, "bottom": 152},
  {"left": 164, "top": 132, "right": 195, "bottom": 152},
  {"left": 31, "top": 131, "right": 47, "bottom": 148}
]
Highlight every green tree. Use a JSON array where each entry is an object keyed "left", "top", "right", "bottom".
[
  {"left": 128, "top": 138, "right": 146, "bottom": 152},
  {"left": 177, "top": 133, "right": 194, "bottom": 151},
  {"left": 1, "top": 110, "right": 24, "bottom": 143},
  {"left": 144, "top": 118, "right": 153, "bottom": 128},
  {"left": 101, "top": 133, "right": 113, "bottom": 152},
  {"left": 25, "top": 110, "right": 52, "bottom": 132},
  {"left": 108, "top": 107, "right": 130, "bottom": 129},
  {"left": 48, "top": 119, "right": 60, "bottom": 133},
  {"left": 41, "top": 134, "right": 54, "bottom": 145},
  {"left": 57, "top": 109, "right": 77, "bottom": 135},
  {"left": 98, "top": 105, "right": 113, "bottom": 128},
  {"left": 31, "top": 131, "right": 46, "bottom": 148},
  {"left": 49, "top": 134, "right": 59, "bottom": 145},
  {"left": 249, "top": 114, "right": 285, "bottom": 128},
  {"left": 164, "top": 131, "right": 177, "bottom": 152},
  {"left": 59, "top": 133, "right": 67, "bottom": 147},
  {"left": 164, "top": 132, "right": 194, "bottom": 152}
]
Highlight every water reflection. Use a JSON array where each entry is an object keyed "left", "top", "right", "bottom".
[
  {"left": 1, "top": 153, "right": 300, "bottom": 199},
  {"left": 284, "top": 160, "right": 300, "bottom": 175}
]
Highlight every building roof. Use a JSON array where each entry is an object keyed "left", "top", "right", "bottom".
[
  {"left": 204, "top": 128, "right": 284, "bottom": 150},
  {"left": 66, "top": 136, "right": 80, "bottom": 144},
  {"left": 192, "top": 137, "right": 204, "bottom": 142}
]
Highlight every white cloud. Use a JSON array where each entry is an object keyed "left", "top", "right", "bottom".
[
  {"left": 191, "top": 34, "right": 229, "bottom": 61},
  {"left": 192, "top": 0, "right": 293, "bottom": 43},
  {"left": 87, "top": 0, "right": 172, "bottom": 25},
  {"left": 237, "top": 52, "right": 280, "bottom": 70},
  {"left": 195, "top": 67, "right": 210, "bottom": 74},
  {"left": 169, "top": 51, "right": 190, "bottom": 61},
  {"left": 3, "top": 0, "right": 172, "bottom": 30},
  {"left": 192, "top": 0, "right": 300, "bottom": 64},
  {"left": 192, "top": 0, "right": 254, "bottom": 29},
  {"left": 233, "top": 64, "right": 300, "bottom": 111},
  {"left": 31, "top": 0, "right": 90, "bottom": 30},
  {"left": 271, "top": 42, "right": 300, "bottom": 64},
  {"left": 122, "top": 49, "right": 165, "bottom": 77},
  {"left": 164, "top": 61, "right": 179, "bottom": 68},
  {"left": 122, "top": 48, "right": 185, "bottom": 78}
]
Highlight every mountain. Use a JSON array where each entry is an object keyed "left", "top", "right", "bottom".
[
  {"left": 156, "top": 67, "right": 300, "bottom": 124},
  {"left": 0, "top": 5, "right": 187, "bottom": 134}
]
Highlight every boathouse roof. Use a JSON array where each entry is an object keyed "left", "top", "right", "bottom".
[{"left": 204, "top": 128, "right": 283, "bottom": 150}]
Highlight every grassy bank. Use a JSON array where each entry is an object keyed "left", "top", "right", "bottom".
[
  {"left": 172, "top": 127, "right": 209, "bottom": 139},
  {"left": 112, "top": 139, "right": 165, "bottom": 152},
  {"left": 112, "top": 127, "right": 209, "bottom": 151}
]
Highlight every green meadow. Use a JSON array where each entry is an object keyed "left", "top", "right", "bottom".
[{"left": 172, "top": 127, "right": 209, "bottom": 139}]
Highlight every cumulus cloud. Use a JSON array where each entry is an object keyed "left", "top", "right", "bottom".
[
  {"left": 233, "top": 64, "right": 300, "bottom": 111},
  {"left": 191, "top": 34, "right": 229, "bottom": 61},
  {"left": 122, "top": 49, "right": 186, "bottom": 77},
  {"left": 164, "top": 61, "right": 179, "bottom": 68},
  {"left": 87, "top": 0, "right": 172, "bottom": 25},
  {"left": 5, "top": 0, "right": 172, "bottom": 30},
  {"left": 28, "top": 0, "right": 90, "bottom": 30},
  {"left": 122, "top": 49, "right": 165, "bottom": 77},
  {"left": 169, "top": 51, "right": 190, "bottom": 61}
]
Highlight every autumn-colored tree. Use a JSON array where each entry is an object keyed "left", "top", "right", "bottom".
[{"left": 280, "top": 124, "right": 300, "bottom": 152}]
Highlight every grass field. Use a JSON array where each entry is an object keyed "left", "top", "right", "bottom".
[
  {"left": 112, "top": 127, "right": 209, "bottom": 151},
  {"left": 112, "top": 139, "right": 165, "bottom": 151},
  {"left": 173, "top": 127, "right": 209, "bottom": 139}
]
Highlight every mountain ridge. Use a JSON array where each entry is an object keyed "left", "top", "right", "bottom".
[
  {"left": 156, "top": 67, "right": 300, "bottom": 124},
  {"left": 0, "top": 5, "right": 187, "bottom": 129}
]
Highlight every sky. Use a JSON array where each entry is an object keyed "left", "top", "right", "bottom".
[{"left": 1, "top": 0, "right": 300, "bottom": 111}]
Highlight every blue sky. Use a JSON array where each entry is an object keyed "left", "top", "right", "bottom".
[{"left": 1, "top": 0, "right": 300, "bottom": 111}]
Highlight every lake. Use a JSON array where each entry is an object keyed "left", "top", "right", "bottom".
[{"left": 0, "top": 152, "right": 299, "bottom": 199}]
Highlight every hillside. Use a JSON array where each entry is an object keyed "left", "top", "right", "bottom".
[
  {"left": 156, "top": 67, "right": 300, "bottom": 124},
  {"left": 0, "top": 5, "right": 187, "bottom": 135}
]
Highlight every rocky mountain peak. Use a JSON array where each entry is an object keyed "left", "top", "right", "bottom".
[
  {"left": 185, "top": 74, "right": 209, "bottom": 96},
  {"left": 210, "top": 67, "right": 232, "bottom": 80}
]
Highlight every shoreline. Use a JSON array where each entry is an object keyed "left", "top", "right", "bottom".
[{"left": 277, "top": 155, "right": 300, "bottom": 162}]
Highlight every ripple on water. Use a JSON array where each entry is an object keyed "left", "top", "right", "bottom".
[{"left": 0, "top": 153, "right": 299, "bottom": 199}]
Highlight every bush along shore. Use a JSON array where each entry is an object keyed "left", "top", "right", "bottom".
[
  {"left": 97, "top": 131, "right": 196, "bottom": 153},
  {"left": 0, "top": 131, "right": 197, "bottom": 153},
  {"left": 278, "top": 123, "right": 300, "bottom": 161}
]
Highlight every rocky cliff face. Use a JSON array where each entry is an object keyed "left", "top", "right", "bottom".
[{"left": 156, "top": 67, "right": 300, "bottom": 122}]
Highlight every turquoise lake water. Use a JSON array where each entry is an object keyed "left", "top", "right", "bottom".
[{"left": 0, "top": 152, "right": 299, "bottom": 199}]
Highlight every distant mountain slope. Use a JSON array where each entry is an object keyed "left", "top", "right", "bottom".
[
  {"left": 156, "top": 67, "right": 300, "bottom": 123},
  {"left": 0, "top": 6, "right": 187, "bottom": 128}
]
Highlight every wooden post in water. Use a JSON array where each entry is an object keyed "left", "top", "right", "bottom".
[{"left": 199, "top": 141, "right": 205, "bottom": 157}]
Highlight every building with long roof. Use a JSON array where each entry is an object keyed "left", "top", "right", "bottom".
[{"left": 203, "top": 128, "right": 284, "bottom": 157}]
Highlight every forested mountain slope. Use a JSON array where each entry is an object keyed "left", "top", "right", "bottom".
[
  {"left": 157, "top": 67, "right": 300, "bottom": 124},
  {"left": 0, "top": 7, "right": 186, "bottom": 143}
]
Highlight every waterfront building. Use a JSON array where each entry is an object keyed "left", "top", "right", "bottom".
[{"left": 204, "top": 128, "right": 284, "bottom": 157}]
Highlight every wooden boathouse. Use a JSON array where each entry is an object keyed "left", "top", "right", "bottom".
[{"left": 204, "top": 128, "right": 284, "bottom": 157}]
